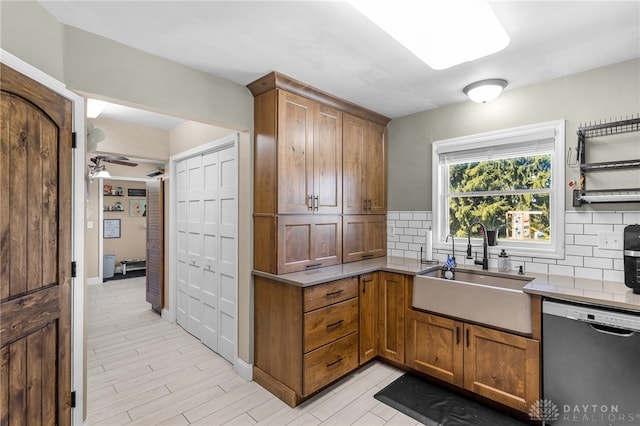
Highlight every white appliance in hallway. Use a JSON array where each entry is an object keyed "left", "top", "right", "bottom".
[{"left": 175, "top": 140, "right": 238, "bottom": 365}]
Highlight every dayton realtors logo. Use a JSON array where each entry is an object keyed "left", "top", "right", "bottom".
[
  {"left": 529, "top": 399, "right": 560, "bottom": 422},
  {"left": 529, "top": 399, "right": 640, "bottom": 423}
]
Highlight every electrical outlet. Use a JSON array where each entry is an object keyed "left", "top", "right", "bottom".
[
  {"left": 387, "top": 224, "right": 395, "bottom": 237},
  {"left": 87, "top": 221, "right": 93, "bottom": 229},
  {"left": 598, "top": 231, "right": 623, "bottom": 250}
]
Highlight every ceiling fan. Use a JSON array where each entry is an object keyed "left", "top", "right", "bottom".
[{"left": 88, "top": 155, "right": 138, "bottom": 180}]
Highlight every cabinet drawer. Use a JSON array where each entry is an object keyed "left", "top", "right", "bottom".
[
  {"left": 304, "top": 298, "right": 358, "bottom": 352},
  {"left": 303, "top": 333, "right": 358, "bottom": 396},
  {"left": 304, "top": 277, "right": 358, "bottom": 312}
]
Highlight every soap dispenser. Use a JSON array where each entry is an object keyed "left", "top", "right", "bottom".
[{"left": 498, "top": 249, "right": 510, "bottom": 272}]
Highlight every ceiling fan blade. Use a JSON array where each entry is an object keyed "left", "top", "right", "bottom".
[{"left": 104, "top": 159, "right": 138, "bottom": 167}]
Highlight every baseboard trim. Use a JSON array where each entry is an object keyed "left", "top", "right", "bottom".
[
  {"left": 87, "top": 276, "right": 101, "bottom": 285},
  {"left": 235, "top": 358, "right": 253, "bottom": 381}
]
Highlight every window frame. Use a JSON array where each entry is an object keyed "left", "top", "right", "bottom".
[{"left": 432, "top": 120, "right": 565, "bottom": 259}]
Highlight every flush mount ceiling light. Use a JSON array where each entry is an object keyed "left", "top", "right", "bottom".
[
  {"left": 463, "top": 78, "right": 508, "bottom": 103},
  {"left": 348, "top": 0, "right": 510, "bottom": 70}
]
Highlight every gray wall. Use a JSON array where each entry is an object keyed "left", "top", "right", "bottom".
[{"left": 388, "top": 58, "right": 640, "bottom": 211}]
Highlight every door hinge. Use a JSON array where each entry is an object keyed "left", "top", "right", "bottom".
[
  {"left": 69, "top": 391, "right": 76, "bottom": 408},
  {"left": 71, "top": 261, "right": 77, "bottom": 278},
  {"left": 72, "top": 132, "right": 77, "bottom": 149}
]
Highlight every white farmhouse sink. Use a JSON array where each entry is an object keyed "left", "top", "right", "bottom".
[{"left": 413, "top": 269, "right": 534, "bottom": 334}]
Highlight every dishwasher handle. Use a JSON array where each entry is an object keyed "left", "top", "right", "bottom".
[{"left": 589, "top": 323, "right": 636, "bottom": 337}]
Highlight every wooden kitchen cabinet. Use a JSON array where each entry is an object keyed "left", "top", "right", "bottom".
[
  {"left": 358, "top": 273, "right": 378, "bottom": 364},
  {"left": 250, "top": 72, "right": 389, "bottom": 274},
  {"left": 377, "top": 272, "right": 406, "bottom": 363},
  {"left": 343, "top": 113, "right": 387, "bottom": 215},
  {"left": 277, "top": 215, "right": 342, "bottom": 274},
  {"left": 405, "top": 310, "right": 464, "bottom": 386},
  {"left": 406, "top": 309, "right": 540, "bottom": 413},
  {"left": 343, "top": 214, "right": 387, "bottom": 263},
  {"left": 464, "top": 323, "right": 540, "bottom": 413},
  {"left": 254, "top": 276, "right": 359, "bottom": 406},
  {"left": 276, "top": 91, "right": 342, "bottom": 215}
]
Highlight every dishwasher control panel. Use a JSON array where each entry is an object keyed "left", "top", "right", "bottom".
[
  {"left": 566, "top": 308, "right": 640, "bottom": 331},
  {"left": 544, "top": 300, "right": 640, "bottom": 332}
]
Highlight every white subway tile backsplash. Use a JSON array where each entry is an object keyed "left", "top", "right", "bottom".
[
  {"left": 575, "top": 267, "right": 604, "bottom": 281},
  {"left": 549, "top": 264, "right": 575, "bottom": 277},
  {"left": 593, "top": 212, "right": 622, "bottom": 224},
  {"left": 584, "top": 224, "right": 614, "bottom": 234},
  {"left": 565, "top": 223, "right": 584, "bottom": 234},
  {"left": 413, "top": 212, "right": 428, "bottom": 221},
  {"left": 387, "top": 210, "right": 638, "bottom": 284},
  {"left": 604, "top": 270, "right": 625, "bottom": 283},
  {"left": 557, "top": 255, "right": 583, "bottom": 267},
  {"left": 574, "top": 234, "right": 598, "bottom": 246},
  {"left": 623, "top": 213, "right": 640, "bottom": 224},
  {"left": 565, "top": 244, "right": 592, "bottom": 257},
  {"left": 565, "top": 212, "right": 593, "bottom": 223},
  {"left": 583, "top": 257, "right": 613, "bottom": 270}
]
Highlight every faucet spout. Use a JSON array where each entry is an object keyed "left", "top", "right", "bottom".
[
  {"left": 446, "top": 233, "right": 456, "bottom": 260},
  {"left": 467, "top": 221, "right": 489, "bottom": 270}
]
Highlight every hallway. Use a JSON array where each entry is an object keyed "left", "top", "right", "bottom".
[{"left": 86, "top": 278, "right": 418, "bottom": 425}]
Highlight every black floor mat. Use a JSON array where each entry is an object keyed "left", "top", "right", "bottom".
[
  {"left": 103, "top": 269, "right": 146, "bottom": 281},
  {"left": 374, "top": 373, "right": 527, "bottom": 426}
]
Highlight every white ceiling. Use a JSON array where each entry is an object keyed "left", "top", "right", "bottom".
[{"left": 41, "top": 0, "right": 640, "bottom": 125}]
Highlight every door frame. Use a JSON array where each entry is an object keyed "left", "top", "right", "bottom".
[
  {"left": 1, "top": 49, "right": 86, "bottom": 426},
  {"left": 167, "top": 133, "right": 240, "bottom": 370}
]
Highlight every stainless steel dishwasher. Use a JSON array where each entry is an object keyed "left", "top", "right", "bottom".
[{"left": 542, "top": 299, "right": 640, "bottom": 426}]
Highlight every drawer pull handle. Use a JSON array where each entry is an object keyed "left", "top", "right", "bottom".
[
  {"left": 326, "top": 357, "right": 344, "bottom": 368},
  {"left": 326, "top": 289, "right": 344, "bottom": 297},
  {"left": 306, "top": 263, "right": 322, "bottom": 269},
  {"left": 326, "top": 319, "right": 344, "bottom": 329}
]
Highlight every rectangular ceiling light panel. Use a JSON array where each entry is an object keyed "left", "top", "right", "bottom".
[{"left": 349, "top": 0, "right": 510, "bottom": 70}]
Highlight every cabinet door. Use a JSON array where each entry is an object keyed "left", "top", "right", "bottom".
[
  {"left": 343, "top": 114, "right": 367, "bottom": 214},
  {"left": 343, "top": 215, "right": 387, "bottom": 263},
  {"left": 359, "top": 273, "right": 378, "bottom": 364},
  {"left": 314, "top": 104, "right": 342, "bottom": 214},
  {"left": 377, "top": 272, "right": 405, "bottom": 363},
  {"left": 278, "top": 91, "right": 314, "bottom": 214},
  {"left": 406, "top": 310, "right": 464, "bottom": 387},
  {"left": 277, "top": 215, "right": 342, "bottom": 274},
  {"left": 365, "top": 122, "right": 387, "bottom": 214},
  {"left": 464, "top": 324, "right": 540, "bottom": 412}
]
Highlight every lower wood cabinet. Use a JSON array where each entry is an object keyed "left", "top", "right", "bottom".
[
  {"left": 377, "top": 272, "right": 405, "bottom": 364},
  {"left": 406, "top": 309, "right": 540, "bottom": 413},
  {"left": 254, "top": 275, "right": 359, "bottom": 406},
  {"left": 358, "top": 273, "right": 378, "bottom": 364}
]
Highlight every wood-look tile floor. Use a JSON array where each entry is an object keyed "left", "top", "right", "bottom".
[{"left": 87, "top": 277, "right": 419, "bottom": 426}]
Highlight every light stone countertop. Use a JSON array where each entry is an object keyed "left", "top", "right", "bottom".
[
  {"left": 252, "top": 256, "right": 440, "bottom": 287},
  {"left": 523, "top": 273, "right": 640, "bottom": 312},
  {"left": 253, "top": 256, "right": 640, "bottom": 313}
]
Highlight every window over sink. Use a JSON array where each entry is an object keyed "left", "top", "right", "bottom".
[{"left": 433, "top": 120, "right": 565, "bottom": 258}]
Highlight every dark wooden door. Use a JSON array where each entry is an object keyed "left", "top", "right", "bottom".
[
  {"left": 146, "top": 178, "right": 164, "bottom": 311},
  {"left": 0, "top": 63, "right": 73, "bottom": 425}
]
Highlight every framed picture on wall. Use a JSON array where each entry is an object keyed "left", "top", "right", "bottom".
[
  {"left": 104, "top": 219, "right": 121, "bottom": 238},
  {"left": 129, "top": 199, "right": 147, "bottom": 217}
]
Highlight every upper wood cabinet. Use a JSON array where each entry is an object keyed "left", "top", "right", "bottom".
[
  {"left": 343, "top": 113, "right": 387, "bottom": 215},
  {"left": 277, "top": 91, "right": 342, "bottom": 214},
  {"left": 250, "top": 72, "right": 389, "bottom": 274},
  {"left": 343, "top": 215, "right": 387, "bottom": 263},
  {"left": 250, "top": 72, "right": 389, "bottom": 218}
]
